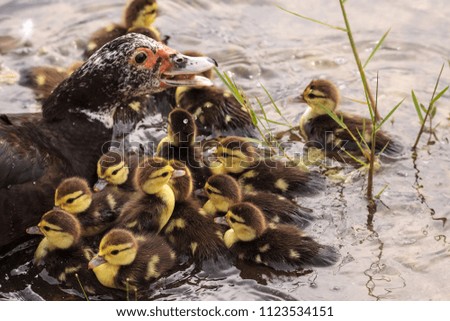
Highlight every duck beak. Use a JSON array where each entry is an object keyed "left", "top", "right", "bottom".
[
  {"left": 161, "top": 53, "right": 217, "bottom": 87},
  {"left": 26, "top": 226, "right": 43, "bottom": 235},
  {"left": 88, "top": 255, "right": 107, "bottom": 269},
  {"left": 93, "top": 179, "right": 108, "bottom": 192},
  {"left": 172, "top": 169, "right": 186, "bottom": 178}
]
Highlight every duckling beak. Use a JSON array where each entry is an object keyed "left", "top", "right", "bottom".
[
  {"left": 297, "top": 94, "right": 306, "bottom": 103},
  {"left": 172, "top": 169, "right": 186, "bottom": 178},
  {"left": 161, "top": 53, "right": 217, "bottom": 87},
  {"left": 26, "top": 226, "right": 43, "bottom": 235},
  {"left": 93, "top": 179, "right": 108, "bottom": 192},
  {"left": 88, "top": 255, "right": 107, "bottom": 269}
]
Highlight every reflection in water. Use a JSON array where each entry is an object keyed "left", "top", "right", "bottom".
[{"left": 0, "top": 0, "right": 450, "bottom": 300}]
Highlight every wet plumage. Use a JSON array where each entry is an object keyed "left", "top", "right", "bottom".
[
  {"left": 224, "top": 202, "right": 339, "bottom": 271},
  {"left": 0, "top": 33, "right": 216, "bottom": 249},
  {"left": 300, "top": 79, "right": 402, "bottom": 160},
  {"left": 89, "top": 228, "right": 176, "bottom": 291}
]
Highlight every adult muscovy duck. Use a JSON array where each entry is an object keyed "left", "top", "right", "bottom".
[{"left": 0, "top": 33, "right": 216, "bottom": 250}]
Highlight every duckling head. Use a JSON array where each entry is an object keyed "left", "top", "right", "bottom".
[
  {"left": 167, "top": 108, "right": 197, "bottom": 147},
  {"left": 205, "top": 174, "right": 242, "bottom": 212},
  {"left": 135, "top": 157, "right": 185, "bottom": 194},
  {"left": 54, "top": 177, "right": 92, "bottom": 214},
  {"left": 167, "top": 160, "right": 193, "bottom": 202},
  {"left": 301, "top": 79, "right": 340, "bottom": 115},
  {"left": 27, "top": 209, "right": 81, "bottom": 250},
  {"left": 224, "top": 202, "right": 267, "bottom": 247},
  {"left": 89, "top": 229, "right": 138, "bottom": 269},
  {"left": 95, "top": 151, "right": 130, "bottom": 191},
  {"left": 212, "top": 136, "right": 258, "bottom": 174},
  {"left": 124, "top": 0, "right": 158, "bottom": 29}
]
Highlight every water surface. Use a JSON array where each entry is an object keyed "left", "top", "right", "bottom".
[{"left": 0, "top": 0, "right": 449, "bottom": 300}]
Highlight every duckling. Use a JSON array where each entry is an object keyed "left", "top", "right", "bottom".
[
  {"left": 203, "top": 174, "right": 314, "bottom": 228},
  {"left": 300, "top": 79, "right": 402, "bottom": 159},
  {"left": 55, "top": 177, "right": 127, "bottom": 236},
  {"left": 84, "top": 0, "right": 160, "bottom": 58},
  {"left": 21, "top": 61, "right": 83, "bottom": 102},
  {"left": 94, "top": 150, "right": 141, "bottom": 192},
  {"left": 173, "top": 51, "right": 256, "bottom": 137},
  {"left": 88, "top": 228, "right": 176, "bottom": 291},
  {"left": 157, "top": 108, "right": 211, "bottom": 189},
  {"left": 0, "top": 34, "right": 216, "bottom": 249},
  {"left": 25, "top": 209, "right": 97, "bottom": 290},
  {"left": 162, "top": 160, "right": 228, "bottom": 263},
  {"left": 116, "top": 157, "right": 185, "bottom": 234},
  {"left": 224, "top": 202, "right": 339, "bottom": 271},
  {"left": 210, "top": 136, "right": 323, "bottom": 198}
]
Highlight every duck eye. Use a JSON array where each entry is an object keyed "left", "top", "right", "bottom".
[
  {"left": 134, "top": 52, "right": 147, "bottom": 64},
  {"left": 43, "top": 226, "right": 51, "bottom": 231},
  {"left": 149, "top": 9, "right": 156, "bottom": 14},
  {"left": 111, "top": 169, "right": 120, "bottom": 176},
  {"left": 161, "top": 172, "right": 169, "bottom": 178},
  {"left": 111, "top": 250, "right": 119, "bottom": 255},
  {"left": 229, "top": 217, "right": 237, "bottom": 223}
]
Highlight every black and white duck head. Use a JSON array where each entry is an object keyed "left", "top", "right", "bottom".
[{"left": 42, "top": 33, "right": 216, "bottom": 128}]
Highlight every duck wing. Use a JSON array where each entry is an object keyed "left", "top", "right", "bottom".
[{"left": 0, "top": 119, "right": 48, "bottom": 188}]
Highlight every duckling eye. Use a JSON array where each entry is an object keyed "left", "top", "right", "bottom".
[
  {"left": 149, "top": 9, "right": 156, "bottom": 14},
  {"left": 111, "top": 169, "right": 120, "bottom": 176},
  {"left": 43, "top": 226, "right": 51, "bottom": 232},
  {"left": 66, "top": 198, "right": 76, "bottom": 204},
  {"left": 229, "top": 217, "right": 237, "bottom": 223},
  {"left": 134, "top": 52, "right": 147, "bottom": 64},
  {"left": 161, "top": 172, "right": 169, "bottom": 178},
  {"left": 221, "top": 152, "right": 230, "bottom": 158},
  {"left": 308, "top": 92, "right": 318, "bottom": 99},
  {"left": 110, "top": 250, "right": 119, "bottom": 255}
]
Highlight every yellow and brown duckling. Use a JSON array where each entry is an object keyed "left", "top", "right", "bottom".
[
  {"left": 54, "top": 177, "right": 127, "bottom": 237},
  {"left": 300, "top": 79, "right": 402, "bottom": 159},
  {"left": 25, "top": 209, "right": 97, "bottom": 290},
  {"left": 162, "top": 160, "right": 229, "bottom": 263},
  {"left": 84, "top": 0, "right": 160, "bottom": 58},
  {"left": 224, "top": 202, "right": 339, "bottom": 271},
  {"left": 203, "top": 174, "right": 314, "bottom": 228},
  {"left": 88, "top": 228, "right": 176, "bottom": 291},
  {"left": 210, "top": 136, "right": 324, "bottom": 198},
  {"left": 94, "top": 150, "right": 141, "bottom": 192},
  {"left": 0, "top": 34, "right": 216, "bottom": 249},
  {"left": 116, "top": 157, "right": 185, "bottom": 234},
  {"left": 157, "top": 108, "right": 211, "bottom": 189},
  {"left": 173, "top": 51, "right": 256, "bottom": 137},
  {"left": 21, "top": 61, "right": 84, "bottom": 102}
]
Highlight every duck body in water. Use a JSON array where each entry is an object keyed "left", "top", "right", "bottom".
[{"left": 0, "top": 33, "right": 216, "bottom": 250}]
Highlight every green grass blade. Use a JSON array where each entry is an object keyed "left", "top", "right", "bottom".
[
  {"left": 318, "top": 104, "right": 348, "bottom": 129},
  {"left": 431, "top": 86, "right": 449, "bottom": 105},
  {"left": 376, "top": 98, "right": 405, "bottom": 129},
  {"left": 411, "top": 90, "right": 423, "bottom": 123},
  {"left": 277, "top": 5, "right": 347, "bottom": 32},
  {"left": 363, "top": 28, "right": 391, "bottom": 68},
  {"left": 260, "top": 82, "right": 293, "bottom": 126},
  {"left": 254, "top": 96, "right": 270, "bottom": 128},
  {"left": 214, "top": 67, "right": 245, "bottom": 106},
  {"left": 342, "top": 149, "right": 368, "bottom": 167}
]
